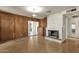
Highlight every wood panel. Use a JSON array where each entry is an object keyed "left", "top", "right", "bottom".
[
  {"left": 38, "top": 27, "right": 44, "bottom": 36},
  {"left": 14, "top": 16, "right": 22, "bottom": 38},
  {"left": 0, "top": 11, "right": 40, "bottom": 42},
  {"left": 38, "top": 17, "right": 47, "bottom": 36},
  {"left": 0, "top": 12, "right": 29, "bottom": 41},
  {"left": 0, "top": 13, "right": 14, "bottom": 41},
  {"left": 39, "top": 17, "right": 47, "bottom": 27},
  {"left": 22, "top": 17, "right": 28, "bottom": 36},
  {"left": 0, "top": 16, "right": 1, "bottom": 41},
  {"left": 14, "top": 16, "right": 28, "bottom": 39}
]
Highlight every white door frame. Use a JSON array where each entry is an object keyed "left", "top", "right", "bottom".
[{"left": 63, "top": 11, "right": 79, "bottom": 39}]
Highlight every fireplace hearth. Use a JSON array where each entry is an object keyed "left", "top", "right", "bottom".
[{"left": 48, "top": 30, "right": 59, "bottom": 39}]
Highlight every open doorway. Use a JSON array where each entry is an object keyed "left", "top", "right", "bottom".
[
  {"left": 63, "top": 11, "right": 79, "bottom": 39},
  {"left": 28, "top": 21, "right": 39, "bottom": 36}
]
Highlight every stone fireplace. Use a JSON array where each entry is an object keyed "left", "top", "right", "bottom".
[{"left": 48, "top": 30, "right": 59, "bottom": 39}]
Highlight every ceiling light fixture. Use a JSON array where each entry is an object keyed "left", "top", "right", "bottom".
[
  {"left": 26, "top": 6, "right": 43, "bottom": 13},
  {"left": 32, "top": 14, "right": 37, "bottom": 17}
]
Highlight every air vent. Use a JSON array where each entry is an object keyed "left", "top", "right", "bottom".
[
  {"left": 71, "top": 8, "right": 76, "bottom": 11},
  {"left": 66, "top": 8, "right": 76, "bottom": 13},
  {"left": 72, "top": 15, "right": 78, "bottom": 18}
]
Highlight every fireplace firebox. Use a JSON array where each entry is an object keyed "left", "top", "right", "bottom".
[{"left": 48, "top": 30, "right": 59, "bottom": 39}]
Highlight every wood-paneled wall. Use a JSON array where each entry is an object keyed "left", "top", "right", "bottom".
[
  {"left": 0, "top": 11, "right": 46, "bottom": 42},
  {"left": 0, "top": 13, "right": 14, "bottom": 41},
  {"left": 0, "top": 12, "right": 29, "bottom": 41},
  {"left": 39, "top": 17, "right": 47, "bottom": 27},
  {"left": 14, "top": 16, "right": 28, "bottom": 39},
  {"left": 38, "top": 17, "right": 47, "bottom": 36},
  {"left": 0, "top": 17, "right": 1, "bottom": 40}
]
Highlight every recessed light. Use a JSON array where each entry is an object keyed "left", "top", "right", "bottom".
[
  {"left": 32, "top": 14, "right": 37, "bottom": 17},
  {"left": 26, "top": 6, "right": 43, "bottom": 13}
]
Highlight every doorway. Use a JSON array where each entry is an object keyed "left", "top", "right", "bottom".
[
  {"left": 28, "top": 21, "right": 39, "bottom": 36},
  {"left": 63, "top": 11, "right": 79, "bottom": 39},
  {"left": 69, "top": 17, "right": 79, "bottom": 38}
]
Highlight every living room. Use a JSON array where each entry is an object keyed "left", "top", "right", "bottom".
[
  {"left": 1, "top": 0, "right": 79, "bottom": 58},
  {"left": 0, "top": 6, "right": 79, "bottom": 53}
]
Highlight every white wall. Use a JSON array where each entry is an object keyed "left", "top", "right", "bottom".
[{"left": 46, "top": 11, "right": 66, "bottom": 39}]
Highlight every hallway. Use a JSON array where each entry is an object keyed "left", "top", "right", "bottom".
[{"left": 0, "top": 36, "right": 79, "bottom": 53}]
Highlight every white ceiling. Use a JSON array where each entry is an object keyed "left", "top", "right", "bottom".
[{"left": 0, "top": 6, "right": 77, "bottom": 19}]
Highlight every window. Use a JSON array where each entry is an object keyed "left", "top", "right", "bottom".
[{"left": 71, "top": 23, "right": 76, "bottom": 33}]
